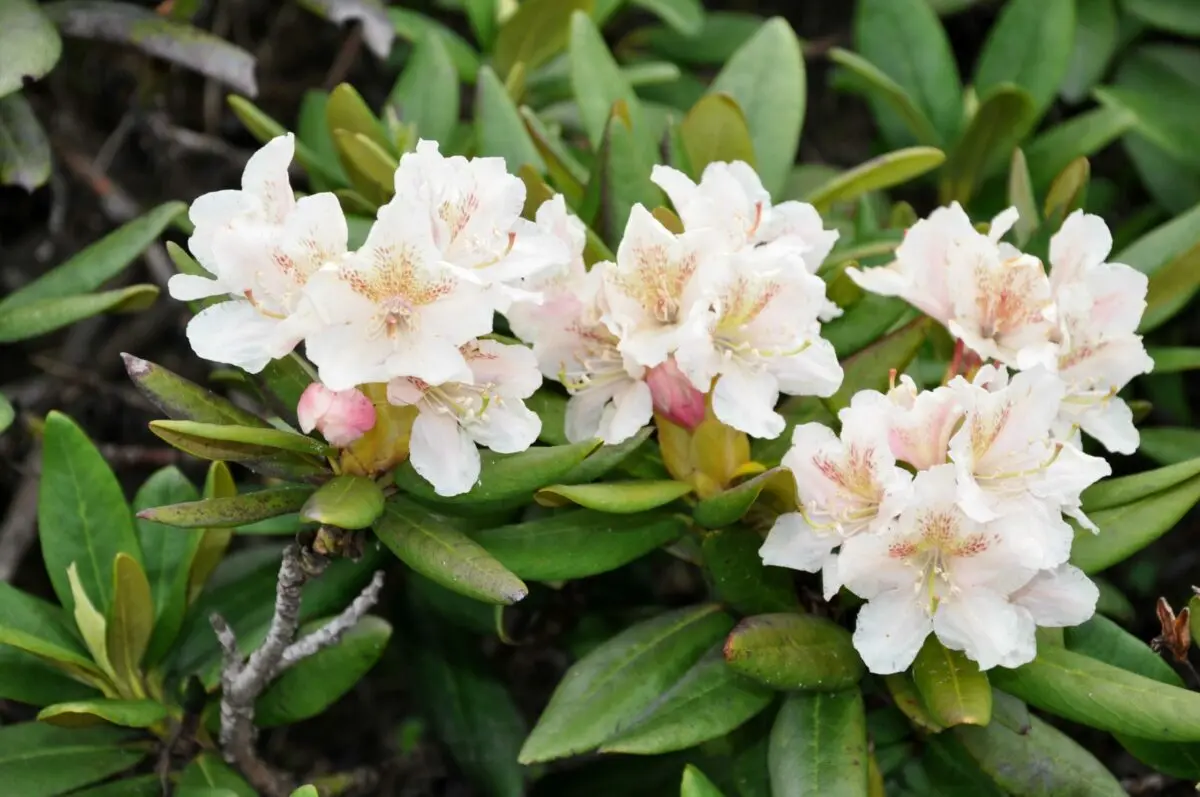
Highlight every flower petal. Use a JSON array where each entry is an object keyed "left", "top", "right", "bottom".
[
  {"left": 712, "top": 365, "right": 784, "bottom": 439},
  {"left": 933, "top": 587, "right": 1036, "bottom": 671},
  {"left": 1010, "top": 564, "right": 1099, "bottom": 628},
  {"left": 759, "top": 512, "right": 839, "bottom": 573},
  {"left": 185, "top": 300, "right": 281, "bottom": 373},
  {"left": 853, "top": 590, "right": 933, "bottom": 675},
  {"left": 409, "top": 409, "right": 481, "bottom": 497}
]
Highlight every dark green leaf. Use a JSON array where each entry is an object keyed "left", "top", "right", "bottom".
[
  {"left": 138, "top": 486, "right": 314, "bottom": 529},
  {"left": 600, "top": 646, "right": 773, "bottom": 755},
  {"left": 39, "top": 411, "right": 142, "bottom": 614},
  {"left": 709, "top": 18, "right": 803, "bottom": 198},
  {"left": 178, "top": 754, "right": 255, "bottom": 797},
  {"left": 701, "top": 527, "right": 798, "bottom": 616},
  {"left": 769, "top": 690, "right": 869, "bottom": 797},
  {"left": 638, "top": 12, "right": 760, "bottom": 66},
  {"left": 68, "top": 774, "right": 162, "bottom": 797},
  {"left": 395, "top": 439, "right": 599, "bottom": 504},
  {"left": 939, "top": 85, "right": 1035, "bottom": 205},
  {"left": 476, "top": 65, "right": 544, "bottom": 173},
  {"left": 1096, "top": 84, "right": 1200, "bottom": 173},
  {"left": 494, "top": 0, "right": 590, "bottom": 79},
  {"left": 388, "top": 8, "right": 481, "bottom": 83},
  {"left": 1120, "top": 0, "right": 1200, "bottom": 35},
  {"left": 1024, "top": 106, "right": 1135, "bottom": 191},
  {"left": 1082, "top": 456, "right": 1200, "bottom": 511},
  {"left": 973, "top": 0, "right": 1075, "bottom": 121},
  {"left": 823, "top": 294, "right": 911, "bottom": 359},
  {"left": 299, "top": 475, "right": 384, "bottom": 530},
  {"left": 806, "top": 147, "right": 945, "bottom": 212},
  {"left": 0, "top": 93, "right": 51, "bottom": 190},
  {"left": 519, "top": 604, "right": 734, "bottom": 763},
  {"left": 0, "top": 581, "right": 101, "bottom": 682},
  {"left": 256, "top": 615, "right": 390, "bottom": 726},
  {"left": 911, "top": 636, "right": 991, "bottom": 727},
  {"left": 0, "top": 645, "right": 99, "bottom": 706},
  {"left": 257, "top": 354, "right": 315, "bottom": 420},
  {"left": 825, "top": 317, "right": 932, "bottom": 413},
  {"left": 828, "top": 48, "right": 941, "bottom": 148},
  {"left": 375, "top": 495, "right": 527, "bottom": 604},
  {"left": 0, "top": 0, "right": 61, "bottom": 97},
  {"left": 536, "top": 480, "right": 692, "bottom": 513},
  {"left": 559, "top": 426, "right": 655, "bottom": 484},
  {"left": 37, "top": 699, "right": 168, "bottom": 729},
  {"left": 724, "top": 613, "right": 864, "bottom": 691},
  {"left": 0, "top": 723, "right": 145, "bottom": 797},
  {"left": 1139, "top": 428, "right": 1200, "bottom": 465},
  {"left": 1061, "top": 0, "right": 1119, "bottom": 103},
  {"left": 0, "top": 285, "right": 159, "bottom": 343}
]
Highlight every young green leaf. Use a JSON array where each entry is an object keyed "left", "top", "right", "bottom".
[
  {"left": 0, "top": 93, "right": 52, "bottom": 191},
  {"left": 67, "top": 563, "right": 115, "bottom": 682},
  {"left": 326, "top": 82, "right": 392, "bottom": 153},
  {"left": 680, "top": 93, "right": 756, "bottom": 175},
  {"left": 702, "top": 527, "right": 798, "bottom": 616},
  {"left": 0, "top": 723, "right": 146, "bottom": 796},
  {"left": 724, "top": 613, "right": 864, "bottom": 691},
  {"left": 493, "top": 0, "right": 590, "bottom": 80},
  {"left": 0, "top": 0, "right": 61, "bottom": 97},
  {"left": 519, "top": 604, "right": 734, "bottom": 763},
  {"left": 601, "top": 645, "right": 772, "bottom": 755},
  {"left": 299, "top": 475, "right": 384, "bottom": 530},
  {"left": 476, "top": 65, "right": 544, "bottom": 173},
  {"left": 394, "top": 438, "right": 599, "bottom": 504},
  {"left": 769, "top": 690, "right": 869, "bottom": 797},
  {"left": 973, "top": 0, "right": 1075, "bottom": 121},
  {"left": 226, "top": 95, "right": 342, "bottom": 186},
  {"left": 187, "top": 462, "right": 237, "bottom": 603},
  {"left": 0, "top": 392, "right": 13, "bottom": 434},
  {"left": 374, "top": 495, "right": 528, "bottom": 605},
  {"left": 911, "top": 636, "right": 992, "bottom": 727},
  {"left": 331, "top": 128, "right": 397, "bottom": 203},
  {"left": 106, "top": 554, "right": 153, "bottom": 695},
  {"left": 38, "top": 699, "right": 168, "bottom": 729},
  {"left": 0, "top": 285, "right": 159, "bottom": 343},
  {"left": 806, "top": 147, "right": 946, "bottom": 213},
  {"left": 1007, "top": 149, "right": 1039, "bottom": 246},
  {"left": 1042, "top": 157, "right": 1090, "bottom": 232},
  {"left": 680, "top": 765, "right": 726, "bottom": 797},
  {"left": 709, "top": 18, "right": 803, "bottom": 198},
  {"left": 853, "top": 0, "right": 962, "bottom": 146},
  {"left": 40, "top": 412, "right": 142, "bottom": 614},
  {"left": 256, "top": 616, "right": 390, "bottom": 726},
  {"left": 139, "top": 485, "right": 314, "bottom": 529},
  {"left": 470, "top": 508, "right": 685, "bottom": 581},
  {"left": 939, "top": 85, "right": 1036, "bottom": 205},
  {"left": 535, "top": 480, "right": 692, "bottom": 513}
]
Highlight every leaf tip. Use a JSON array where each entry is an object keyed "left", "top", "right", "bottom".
[{"left": 121, "top": 352, "right": 150, "bottom": 379}]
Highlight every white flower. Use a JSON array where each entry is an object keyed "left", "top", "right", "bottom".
[
  {"left": 392, "top": 140, "right": 567, "bottom": 305},
  {"left": 848, "top": 204, "right": 1059, "bottom": 370},
  {"left": 1049, "top": 211, "right": 1154, "bottom": 454},
  {"left": 505, "top": 195, "right": 588, "bottom": 344},
  {"left": 525, "top": 269, "right": 652, "bottom": 446},
  {"left": 1009, "top": 564, "right": 1100, "bottom": 630},
  {"left": 303, "top": 195, "right": 493, "bottom": 391},
  {"left": 883, "top": 375, "right": 964, "bottom": 470},
  {"left": 599, "top": 204, "right": 722, "bottom": 368},
  {"left": 650, "top": 162, "right": 838, "bottom": 273},
  {"left": 169, "top": 134, "right": 346, "bottom": 372},
  {"left": 760, "top": 391, "right": 912, "bottom": 596},
  {"left": 947, "top": 366, "right": 1109, "bottom": 565},
  {"left": 387, "top": 339, "right": 542, "bottom": 496},
  {"left": 839, "top": 465, "right": 1047, "bottom": 673},
  {"left": 675, "top": 247, "right": 843, "bottom": 439}
]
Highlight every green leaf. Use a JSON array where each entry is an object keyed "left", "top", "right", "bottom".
[
  {"left": 39, "top": 412, "right": 141, "bottom": 614},
  {"left": 388, "top": 8, "right": 481, "bottom": 83},
  {"left": 0, "top": 0, "right": 61, "bottom": 97},
  {"left": 332, "top": 128, "right": 396, "bottom": 203},
  {"left": 387, "top": 30, "right": 457, "bottom": 143},
  {"left": 939, "top": 85, "right": 1036, "bottom": 205},
  {"left": 1061, "top": 0, "right": 1119, "bottom": 104},
  {"left": 1141, "top": 239, "right": 1200, "bottom": 333},
  {"left": 884, "top": 672, "right": 945, "bottom": 733},
  {"left": 38, "top": 699, "right": 168, "bottom": 729},
  {"left": 226, "top": 95, "right": 342, "bottom": 186},
  {"left": 990, "top": 644, "right": 1200, "bottom": 741},
  {"left": 693, "top": 467, "right": 795, "bottom": 529},
  {"left": 632, "top": 0, "right": 703, "bottom": 35},
  {"left": 395, "top": 438, "right": 599, "bottom": 504},
  {"left": 1042, "top": 156, "right": 1090, "bottom": 232},
  {"left": 1118, "top": 202, "right": 1200, "bottom": 286},
  {"left": 828, "top": 48, "right": 941, "bottom": 148},
  {"left": 1139, "top": 428, "right": 1200, "bottom": 465},
  {"left": 724, "top": 613, "right": 864, "bottom": 691},
  {"left": 476, "top": 65, "right": 544, "bottom": 173},
  {"left": 178, "top": 754, "right": 255, "bottom": 797},
  {"left": 132, "top": 467, "right": 200, "bottom": 666},
  {"left": 0, "top": 645, "right": 99, "bottom": 706},
  {"left": 69, "top": 774, "right": 162, "bottom": 797},
  {"left": 0, "top": 392, "right": 12, "bottom": 433},
  {"left": 709, "top": 18, "right": 803, "bottom": 198},
  {"left": 911, "top": 637, "right": 991, "bottom": 727},
  {"left": 326, "top": 82, "right": 391, "bottom": 153},
  {"left": 0, "top": 582, "right": 103, "bottom": 685},
  {"left": 106, "top": 553, "right": 153, "bottom": 693},
  {"left": 954, "top": 704, "right": 1124, "bottom": 796},
  {"left": 1149, "top": 346, "right": 1200, "bottom": 373},
  {"left": 494, "top": 0, "right": 590, "bottom": 79},
  {"left": 702, "top": 527, "right": 798, "bottom": 616},
  {"left": 680, "top": 93, "right": 756, "bottom": 176},
  {"left": 1120, "top": 0, "right": 1200, "bottom": 35},
  {"left": 1071, "top": 458, "right": 1200, "bottom": 572},
  {"left": 1096, "top": 84, "right": 1200, "bottom": 173},
  {"left": 807, "top": 147, "right": 945, "bottom": 212},
  {"left": 519, "top": 604, "right": 734, "bottom": 763},
  {"left": 462, "top": 0, "right": 497, "bottom": 47},
  {"left": 570, "top": 11, "right": 649, "bottom": 156},
  {"left": 520, "top": 108, "right": 587, "bottom": 205},
  {"left": 973, "top": 0, "right": 1075, "bottom": 121},
  {"left": 299, "top": 475, "right": 384, "bottom": 530},
  {"left": 823, "top": 293, "right": 910, "bottom": 359},
  {"left": 601, "top": 646, "right": 773, "bottom": 755},
  {"left": 637, "top": 11, "right": 760, "bottom": 66},
  {"left": 139, "top": 485, "right": 314, "bottom": 529},
  {"left": 67, "top": 563, "right": 114, "bottom": 683},
  {"left": 536, "top": 480, "right": 692, "bottom": 512},
  {"left": 187, "top": 462, "right": 237, "bottom": 603},
  {"left": 0, "top": 723, "right": 145, "bottom": 797},
  {"left": 559, "top": 426, "right": 655, "bottom": 484},
  {"left": 1024, "top": 106, "right": 1135, "bottom": 191},
  {"left": 0, "top": 92, "right": 51, "bottom": 190},
  {"left": 375, "top": 495, "right": 528, "bottom": 604},
  {"left": 853, "top": 0, "right": 962, "bottom": 146},
  {"left": 44, "top": 1, "right": 256, "bottom": 95},
  {"left": 0, "top": 284, "right": 159, "bottom": 343},
  {"left": 291, "top": 788, "right": 319, "bottom": 797},
  {"left": 256, "top": 615, "right": 390, "bottom": 726},
  {"left": 825, "top": 317, "right": 932, "bottom": 413},
  {"left": 1007, "top": 149, "right": 1038, "bottom": 246},
  {"left": 258, "top": 353, "right": 315, "bottom": 419},
  {"left": 681, "top": 765, "right": 726, "bottom": 797},
  {"left": 582, "top": 100, "right": 662, "bottom": 244},
  {"left": 295, "top": 90, "right": 347, "bottom": 191},
  {"left": 470, "top": 508, "right": 684, "bottom": 581},
  {"left": 769, "top": 690, "right": 869, "bottom": 797},
  {"left": 149, "top": 419, "right": 331, "bottom": 460}
]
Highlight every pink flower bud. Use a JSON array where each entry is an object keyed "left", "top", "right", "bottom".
[
  {"left": 646, "top": 359, "right": 706, "bottom": 431},
  {"left": 297, "top": 382, "right": 376, "bottom": 448}
]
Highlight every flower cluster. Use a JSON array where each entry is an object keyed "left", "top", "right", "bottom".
[
  {"left": 172, "top": 137, "right": 844, "bottom": 495},
  {"left": 763, "top": 362, "right": 1115, "bottom": 673},
  {"left": 513, "top": 161, "right": 844, "bottom": 445},
  {"left": 847, "top": 204, "right": 1154, "bottom": 454}
]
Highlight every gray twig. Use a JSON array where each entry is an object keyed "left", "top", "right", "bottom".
[{"left": 210, "top": 544, "right": 384, "bottom": 796}]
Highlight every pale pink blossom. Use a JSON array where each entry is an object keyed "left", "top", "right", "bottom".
[
  {"left": 645, "top": 358, "right": 706, "bottom": 431},
  {"left": 297, "top": 382, "right": 376, "bottom": 448}
]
